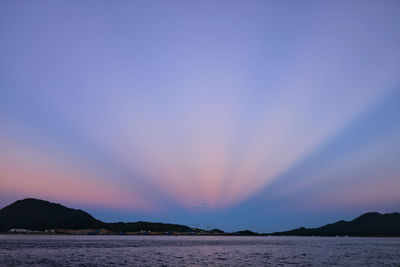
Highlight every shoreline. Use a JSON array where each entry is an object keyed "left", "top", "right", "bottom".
[{"left": 2, "top": 233, "right": 400, "bottom": 238}]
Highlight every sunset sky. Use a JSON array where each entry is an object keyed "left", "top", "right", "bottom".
[{"left": 1, "top": 0, "right": 400, "bottom": 232}]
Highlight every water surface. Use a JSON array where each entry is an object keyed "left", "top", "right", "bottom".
[{"left": 1, "top": 235, "right": 399, "bottom": 266}]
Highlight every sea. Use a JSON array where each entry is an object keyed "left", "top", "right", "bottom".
[{"left": 0, "top": 235, "right": 399, "bottom": 266}]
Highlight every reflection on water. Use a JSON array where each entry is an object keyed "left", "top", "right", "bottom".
[{"left": 1, "top": 235, "right": 400, "bottom": 266}]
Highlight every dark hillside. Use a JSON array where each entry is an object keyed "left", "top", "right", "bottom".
[
  {"left": 271, "top": 212, "right": 400, "bottom": 237},
  {"left": 0, "top": 198, "right": 104, "bottom": 231}
]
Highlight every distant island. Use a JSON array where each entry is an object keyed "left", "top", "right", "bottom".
[
  {"left": 0, "top": 198, "right": 399, "bottom": 236},
  {"left": 270, "top": 212, "right": 400, "bottom": 237}
]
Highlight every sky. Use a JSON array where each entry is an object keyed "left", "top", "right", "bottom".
[{"left": 1, "top": 0, "right": 400, "bottom": 232}]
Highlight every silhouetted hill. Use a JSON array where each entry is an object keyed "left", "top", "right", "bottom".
[
  {"left": 0, "top": 198, "right": 193, "bottom": 233},
  {"left": 107, "top": 221, "right": 192, "bottom": 233},
  {"left": 232, "top": 229, "right": 258, "bottom": 236},
  {"left": 271, "top": 212, "right": 400, "bottom": 237},
  {"left": 0, "top": 198, "right": 104, "bottom": 231},
  {"left": 210, "top": 228, "right": 225, "bottom": 234}
]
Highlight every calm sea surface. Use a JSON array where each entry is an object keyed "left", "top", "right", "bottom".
[{"left": 0, "top": 235, "right": 399, "bottom": 266}]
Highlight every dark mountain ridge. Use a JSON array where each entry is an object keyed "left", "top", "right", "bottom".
[
  {"left": 106, "top": 221, "right": 192, "bottom": 233},
  {"left": 271, "top": 212, "right": 400, "bottom": 237},
  {"left": 0, "top": 198, "right": 196, "bottom": 233},
  {"left": 1, "top": 198, "right": 399, "bottom": 236},
  {"left": 0, "top": 198, "right": 104, "bottom": 231}
]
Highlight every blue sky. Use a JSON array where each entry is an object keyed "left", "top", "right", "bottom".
[{"left": 1, "top": 0, "right": 400, "bottom": 232}]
